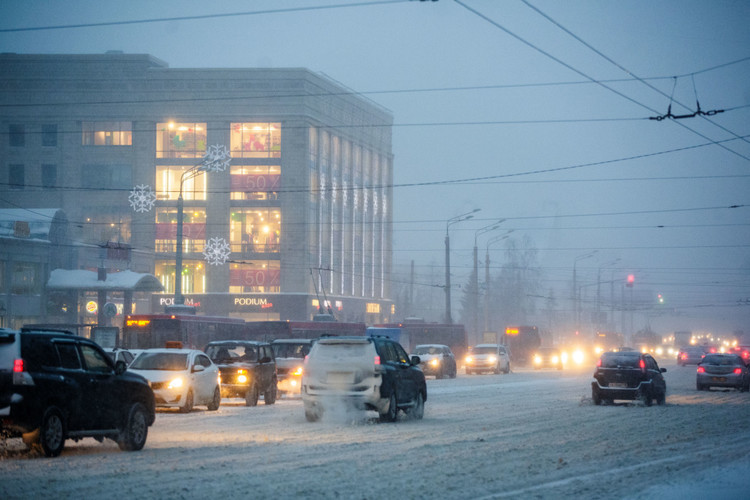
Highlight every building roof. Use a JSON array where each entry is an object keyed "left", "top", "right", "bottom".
[{"left": 47, "top": 269, "right": 163, "bottom": 292}]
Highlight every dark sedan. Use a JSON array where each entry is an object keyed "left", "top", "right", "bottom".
[{"left": 696, "top": 353, "right": 750, "bottom": 392}]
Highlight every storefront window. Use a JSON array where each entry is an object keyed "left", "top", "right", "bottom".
[
  {"left": 156, "top": 122, "right": 206, "bottom": 158},
  {"left": 154, "top": 260, "right": 206, "bottom": 295},
  {"left": 82, "top": 121, "right": 132, "bottom": 146},
  {"left": 230, "top": 123, "right": 280, "bottom": 158},
  {"left": 229, "top": 261, "right": 280, "bottom": 293},
  {"left": 155, "top": 165, "right": 207, "bottom": 200},
  {"left": 154, "top": 209, "right": 206, "bottom": 253},
  {"left": 230, "top": 209, "right": 281, "bottom": 253},
  {"left": 230, "top": 165, "right": 280, "bottom": 200}
]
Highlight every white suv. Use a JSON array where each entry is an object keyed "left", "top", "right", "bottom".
[
  {"left": 302, "top": 336, "right": 426, "bottom": 422},
  {"left": 465, "top": 344, "right": 511, "bottom": 374}
]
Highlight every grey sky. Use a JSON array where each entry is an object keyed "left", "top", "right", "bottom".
[{"left": 2, "top": 0, "right": 749, "bottom": 334}]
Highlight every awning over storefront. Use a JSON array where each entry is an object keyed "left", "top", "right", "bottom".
[{"left": 47, "top": 269, "right": 163, "bottom": 292}]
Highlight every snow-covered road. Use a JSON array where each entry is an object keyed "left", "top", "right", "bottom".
[{"left": 2, "top": 360, "right": 749, "bottom": 499}]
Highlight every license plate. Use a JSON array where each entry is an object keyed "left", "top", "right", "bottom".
[
  {"left": 712, "top": 377, "right": 727, "bottom": 382},
  {"left": 326, "top": 372, "right": 354, "bottom": 384},
  {"left": 609, "top": 382, "right": 627, "bottom": 388}
]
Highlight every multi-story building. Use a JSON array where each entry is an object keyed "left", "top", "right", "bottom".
[{"left": 0, "top": 52, "right": 394, "bottom": 324}]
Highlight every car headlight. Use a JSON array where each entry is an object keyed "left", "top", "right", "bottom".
[
  {"left": 488, "top": 355, "right": 497, "bottom": 363},
  {"left": 430, "top": 358, "right": 440, "bottom": 367},
  {"left": 572, "top": 350, "right": 585, "bottom": 365},
  {"left": 465, "top": 356, "right": 473, "bottom": 364},
  {"left": 167, "top": 377, "right": 184, "bottom": 390},
  {"left": 534, "top": 355, "right": 542, "bottom": 365},
  {"left": 293, "top": 366, "right": 304, "bottom": 377},
  {"left": 237, "top": 368, "right": 248, "bottom": 384},
  {"left": 551, "top": 355, "right": 559, "bottom": 364}
]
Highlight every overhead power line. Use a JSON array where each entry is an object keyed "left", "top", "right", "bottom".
[
  {"left": 0, "top": 1, "right": 409, "bottom": 33},
  {"left": 454, "top": 0, "right": 750, "bottom": 163}
]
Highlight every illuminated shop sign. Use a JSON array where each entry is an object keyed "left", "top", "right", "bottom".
[
  {"left": 234, "top": 297, "right": 274, "bottom": 309},
  {"left": 366, "top": 303, "right": 381, "bottom": 314},
  {"left": 158, "top": 297, "right": 201, "bottom": 307}
]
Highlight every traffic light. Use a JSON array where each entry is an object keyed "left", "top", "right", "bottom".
[
  {"left": 626, "top": 274, "right": 635, "bottom": 287},
  {"left": 657, "top": 294, "right": 664, "bottom": 304}
]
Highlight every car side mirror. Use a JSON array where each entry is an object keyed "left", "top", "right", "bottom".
[
  {"left": 411, "top": 355, "right": 421, "bottom": 366},
  {"left": 115, "top": 360, "right": 127, "bottom": 375},
  {"left": 192, "top": 364, "right": 206, "bottom": 373},
  {"left": 661, "top": 368, "right": 667, "bottom": 373}
]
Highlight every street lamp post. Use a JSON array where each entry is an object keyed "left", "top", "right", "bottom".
[
  {"left": 173, "top": 145, "right": 231, "bottom": 307},
  {"left": 484, "top": 230, "right": 513, "bottom": 334},
  {"left": 573, "top": 251, "right": 598, "bottom": 333},
  {"left": 596, "top": 258, "right": 620, "bottom": 329},
  {"left": 472, "top": 219, "right": 505, "bottom": 338},
  {"left": 444, "top": 209, "right": 480, "bottom": 324}
]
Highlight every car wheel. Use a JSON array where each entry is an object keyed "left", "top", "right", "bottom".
[
  {"left": 264, "top": 380, "right": 277, "bottom": 405},
  {"left": 305, "top": 409, "right": 320, "bottom": 422},
  {"left": 656, "top": 391, "right": 666, "bottom": 405},
  {"left": 451, "top": 366, "right": 457, "bottom": 378},
  {"left": 503, "top": 363, "right": 510, "bottom": 374},
  {"left": 180, "top": 389, "right": 194, "bottom": 413},
  {"left": 118, "top": 402, "right": 148, "bottom": 451},
  {"left": 207, "top": 386, "right": 221, "bottom": 411},
  {"left": 245, "top": 384, "right": 259, "bottom": 407},
  {"left": 592, "top": 389, "right": 601, "bottom": 406},
  {"left": 640, "top": 389, "right": 653, "bottom": 406},
  {"left": 406, "top": 391, "right": 425, "bottom": 420},
  {"left": 379, "top": 392, "right": 398, "bottom": 423},
  {"left": 40, "top": 407, "right": 66, "bottom": 457}
]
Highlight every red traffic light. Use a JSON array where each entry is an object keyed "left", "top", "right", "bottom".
[{"left": 626, "top": 274, "right": 635, "bottom": 287}]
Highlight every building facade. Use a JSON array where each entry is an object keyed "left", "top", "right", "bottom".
[{"left": 0, "top": 53, "right": 394, "bottom": 324}]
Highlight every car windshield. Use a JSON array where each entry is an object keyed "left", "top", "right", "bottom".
[
  {"left": 600, "top": 353, "right": 640, "bottom": 368},
  {"left": 205, "top": 344, "right": 258, "bottom": 363},
  {"left": 130, "top": 352, "right": 188, "bottom": 371},
  {"left": 272, "top": 343, "right": 310, "bottom": 359},
  {"left": 703, "top": 355, "right": 740, "bottom": 366},
  {"left": 414, "top": 346, "right": 441, "bottom": 355},
  {"left": 473, "top": 346, "right": 497, "bottom": 355}
]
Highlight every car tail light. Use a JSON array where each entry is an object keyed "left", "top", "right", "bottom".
[
  {"left": 734, "top": 368, "right": 743, "bottom": 375},
  {"left": 639, "top": 359, "right": 646, "bottom": 371},
  {"left": 12, "top": 359, "right": 34, "bottom": 386},
  {"left": 304, "top": 354, "right": 309, "bottom": 365},
  {"left": 680, "top": 353, "right": 687, "bottom": 360},
  {"left": 596, "top": 358, "right": 602, "bottom": 368},
  {"left": 374, "top": 355, "right": 381, "bottom": 365},
  {"left": 697, "top": 366, "right": 705, "bottom": 373}
]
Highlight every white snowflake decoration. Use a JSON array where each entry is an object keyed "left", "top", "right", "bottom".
[
  {"left": 129, "top": 184, "right": 157, "bottom": 213},
  {"left": 203, "top": 237, "right": 231, "bottom": 266},
  {"left": 202, "top": 144, "right": 231, "bottom": 172}
]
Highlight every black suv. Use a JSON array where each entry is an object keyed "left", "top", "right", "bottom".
[
  {"left": 592, "top": 350, "right": 667, "bottom": 406},
  {"left": 204, "top": 340, "right": 277, "bottom": 406},
  {"left": 0, "top": 327, "right": 155, "bottom": 457}
]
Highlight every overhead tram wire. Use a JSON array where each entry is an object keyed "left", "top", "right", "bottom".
[
  {"left": 519, "top": 0, "right": 750, "bottom": 148},
  {"left": 453, "top": 0, "right": 750, "bottom": 163},
  {"left": 1, "top": 134, "right": 748, "bottom": 197},
  {"left": 0, "top": 1, "right": 410, "bottom": 33},
  {"left": 3, "top": 56, "right": 749, "bottom": 111}
]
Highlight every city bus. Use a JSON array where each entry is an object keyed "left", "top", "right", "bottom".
[
  {"left": 122, "top": 314, "right": 247, "bottom": 349},
  {"left": 502, "top": 326, "right": 542, "bottom": 364}
]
